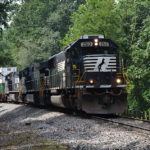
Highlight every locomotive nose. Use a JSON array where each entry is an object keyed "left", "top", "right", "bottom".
[
  {"left": 83, "top": 72, "right": 111, "bottom": 87},
  {"left": 83, "top": 72, "right": 125, "bottom": 88}
]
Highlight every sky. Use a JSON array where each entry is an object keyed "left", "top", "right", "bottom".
[{"left": 0, "top": 0, "right": 22, "bottom": 3}]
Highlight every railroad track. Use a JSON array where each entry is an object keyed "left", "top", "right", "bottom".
[
  {"left": 120, "top": 115, "right": 150, "bottom": 123},
  {"left": 57, "top": 109, "right": 150, "bottom": 132},
  {"left": 88, "top": 115, "right": 150, "bottom": 132},
  {"left": 2, "top": 102, "right": 149, "bottom": 132}
]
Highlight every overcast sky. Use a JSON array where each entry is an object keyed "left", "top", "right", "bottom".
[{"left": 0, "top": 0, "right": 22, "bottom": 3}]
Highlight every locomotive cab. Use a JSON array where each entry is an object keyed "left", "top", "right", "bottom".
[{"left": 65, "top": 35, "right": 126, "bottom": 89}]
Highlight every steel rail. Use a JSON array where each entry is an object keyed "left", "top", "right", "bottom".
[
  {"left": 89, "top": 115, "right": 150, "bottom": 132},
  {"left": 120, "top": 115, "right": 150, "bottom": 123}
]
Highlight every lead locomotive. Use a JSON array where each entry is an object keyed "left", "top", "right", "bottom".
[{"left": 4, "top": 35, "right": 127, "bottom": 114}]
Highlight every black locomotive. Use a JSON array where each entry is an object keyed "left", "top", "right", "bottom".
[{"left": 3, "top": 35, "right": 127, "bottom": 114}]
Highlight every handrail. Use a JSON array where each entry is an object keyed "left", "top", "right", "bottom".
[{"left": 74, "top": 69, "right": 86, "bottom": 86}]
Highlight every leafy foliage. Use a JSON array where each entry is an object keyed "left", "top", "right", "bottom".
[
  {"left": 0, "top": 40, "right": 16, "bottom": 66},
  {"left": 6, "top": 0, "right": 85, "bottom": 69},
  {"left": 116, "top": 0, "right": 150, "bottom": 111},
  {"left": 0, "top": 0, "right": 19, "bottom": 66},
  {"left": 0, "top": 0, "right": 10, "bottom": 34},
  {"left": 61, "top": 0, "right": 119, "bottom": 47}
]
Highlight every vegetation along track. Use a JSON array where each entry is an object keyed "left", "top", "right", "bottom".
[{"left": 87, "top": 115, "right": 150, "bottom": 132}]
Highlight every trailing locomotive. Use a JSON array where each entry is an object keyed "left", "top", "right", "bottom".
[
  {"left": 0, "top": 67, "right": 17, "bottom": 101},
  {"left": 2, "top": 35, "right": 127, "bottom": 114}
]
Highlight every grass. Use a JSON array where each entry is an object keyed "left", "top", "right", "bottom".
[{"left": 0, "top": 132, "right": 70, "bottom": 150}]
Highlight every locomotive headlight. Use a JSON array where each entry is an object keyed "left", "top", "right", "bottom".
[
  {"left": 94, "top": 42, "right": 99, "bottom": 46},
  {"left": 89, "top": 79, "right": 94, "bottom": 84},
  {"left": 94, "top": 39, "right": 98, "bottom": 43},
  {"left": 116, "top": 78, "right": 122, "bottom": 84},
  {"left": 94, "top": 38, "right": 99, "bottom": 46}
]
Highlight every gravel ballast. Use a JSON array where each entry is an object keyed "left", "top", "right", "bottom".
[{"left": 0, "top": 103, "right": 149, "bottom": 150}]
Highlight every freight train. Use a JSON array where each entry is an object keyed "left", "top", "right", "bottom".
[{"left": 0, "top": 35, "right": 127, "bottom": 114}]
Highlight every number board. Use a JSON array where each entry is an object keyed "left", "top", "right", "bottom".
[
  {"left": 99, "top": 41, "right": 110, "bottom": 47},
  {"left": 81, "top": 42, "right": 93, "bottom": 47}
]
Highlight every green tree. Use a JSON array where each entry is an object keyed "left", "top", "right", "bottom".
[
  {"left": 0, "top": 0, "right": 18, "bottom": 66},
  {"left": 61, "top": 0, "right": 119, "bottom": 47},
  {"left": 127, "top": 16, "right": 150, "bottom": 111},
  {"left": 0, "top": 1, "right": 9, "bottom": 35},
  {"left": 0, "top": 0, "right": 19, "bottom": 36},
  {"left": 6, "top": 0, "right": 85, "bottom": 69},
  {"left": 117, "top": 0, "right": 150, "bottom": 111},
  {"left": 0, "top": 40, "right": 15, "bottom": 66}
]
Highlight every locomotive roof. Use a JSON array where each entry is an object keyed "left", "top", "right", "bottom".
[
  {"left": 48, "top": 51, "right": 65, "bottom": 60},
  {"left": 47, "top": 38, "right": 118, "bottom": 62},
  {"left": 5, "top": 71, "right": 19, "bottom": 77},
  {"left": 64, "top": 38, "right": 118, "bottom": 52},
  {"left": 39, "top": 60, "right": 49, "bottom": 69},
  {"left": 18, "top": 37, "right": 119, "bottom": 74}
]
